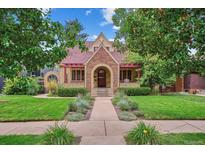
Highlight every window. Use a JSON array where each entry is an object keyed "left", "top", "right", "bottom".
[
  {"left": 120, "top": 70, "right": 132, "bottom": 82},
  {"left": 106, "top": 47, "right": 110, "bottom": 51},
  {"left": 77, "top": 70, "right": 80, "bottom": 80},
  {"left": 72, "top": 70, "right": 76, "bottom": 80},
  {"left": 48, "top": 74, "right": 58, "bottom": 82},
  {"left": 82, "top": 70, "right": 84, "bottom": 80},
  {"left": 123, "top": 70, "right": 127, "bottom": 80},
  {"left": 127, "top": 70, "right": 131, "bottom": 80},
  {"left": 71, "top": 70, "right": 84, "bottom": 81},
  {"left": 120, "top": 70, "right": 123, "bottom": 81}
]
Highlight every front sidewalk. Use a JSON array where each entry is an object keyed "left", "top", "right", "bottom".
[{"left": 0, "top": 97, "right": 205, "bottom": 144}]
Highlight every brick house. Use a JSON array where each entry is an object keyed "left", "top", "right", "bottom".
[
  {"left": 175, "top": 73, "right": 205, "bottom": 93},
  {"left": 44, "top": 33, "right": 142, "bottom": 96}
]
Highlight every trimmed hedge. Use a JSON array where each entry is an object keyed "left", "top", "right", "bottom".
[
  {"left": 57, "top": 87, "right": 87, "bottom": 97},
  {"left": 118, "top": 87, "right": 151, "bottom": 96}
]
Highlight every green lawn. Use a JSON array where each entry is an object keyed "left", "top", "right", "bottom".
[
  {"left": 0, "top": 95, "right": 74, "bottom": 121},
  {"left": 159, "top": 133, "right": 205, "bottom": 145},
  {"left": 1, "top": 133, "right": 205, "bottom": 145},
  {"left": 130, "top": 95, "right": 205, "bottom": 119},
  {"left": 0, "top": 135, "right": 43, "bottom": 145}
]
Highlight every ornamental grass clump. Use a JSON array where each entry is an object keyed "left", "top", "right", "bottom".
[
  {"left": 126, "top": 122, "right": 159, "bottom": 145},
  {"left": 128, "top": 100, "right": 138, "bottom": 111},
  {"left": 76, "top": 94, "right": 90, "bottom": 109},
  {"left": 112, "top": 91, "right": 125, "bottom": 105},
  {"left": 65, "top": 112, "right": 85, "bottom": 121},
  {"left": 118, "top": 111, "right": 137, "bottom": 121},
  {"left": 43, "top": 123, "right": 75, "bottom": 145},
  {"left": 47, "top": 80, "right": 58, "bottom": 96},
  {"left": 117, "top": 97, "right": 131, "bottom": 111}
]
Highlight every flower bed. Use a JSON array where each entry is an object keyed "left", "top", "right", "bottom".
[
  {"left": 65, "top": 93, "right": 94, "bottom": 121},
  {"left": 112, "top": 91, "right": 144, "bottom": 121}
]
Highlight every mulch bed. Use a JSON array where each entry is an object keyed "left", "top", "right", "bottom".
[
  {"left": 65, "top": 98, "right": 95, "bottom": 121},
  {"left": 113, "top": 104, "right": 145, "bottom": 121}
]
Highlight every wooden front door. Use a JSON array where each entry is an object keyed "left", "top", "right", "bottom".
[{"left": 98, "top": 69, "right": 106, "bottom": 87}]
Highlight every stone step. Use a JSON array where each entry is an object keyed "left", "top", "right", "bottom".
[{"left": 91, "top": 88, "right": 113, "bottom": 97}]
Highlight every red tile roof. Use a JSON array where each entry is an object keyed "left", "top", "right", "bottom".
[{"left": 60, "top": 41, "right": 126, "bottom": 65}]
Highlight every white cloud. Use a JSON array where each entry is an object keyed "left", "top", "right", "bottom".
[
  {"left": 113, "top": 25, "right": 120, "bottom": 30},
  {"left": 89, "top": 35, "right": 98, "bottom": 40},
  {"left": 85, "top": 9, "right": 92, "bottom": 16},
  {"left": 100, "top": 8, "right": 115, "bottom": 26},
  {"left": 109, "top": 38, "right": 114, "bottom": 42}
]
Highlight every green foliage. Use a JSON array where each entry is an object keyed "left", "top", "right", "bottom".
[
  {"left": 57, "top": 87, "right": 87, "bottom": 97},
  {"left": 113, "top": 91, "right": 139, "bottom": 111},
  {"left": 130, "top": 95, "right": 205, "bottom": 119},
  {"left": 159, "top": 133, "right": 205, "bottom": 145},
  {"left": 139, "top": 56, "right": 176, "bottom": 89},
  {"left": 43, "top": 123, "right": 75, "bottom": 145},
  {"left": 117, "top": 98, "right": 130, "bottom": 111},
  {"left": 0, "top": 95, "right": 74, "bottom": 121},
  {"left": 133, "top": 111, "right": 144, "bottom": 117},
  {"left": 113, "top": 8, "right": 205, "bottom": 82},
  {"left": 65, "top": 112, "right": 85, "bottom": 121},
  {"left": 126, "top": 122, "right": 160, "bottom": 144},
  {"left": 0, "top": 9, "right": 88, "bottom": 78},
  {"left": 3, "top": 77, "right": 40, "bottom": 95},
  {"left": 47, "top": 80, "right": 58, "bottom": 96},
  {"left": 119, "top": 87, "right": 151, "bottom": 96},
  {"left": 118, "top": 111, "right": 136, "bottom": 121},
  {"left": 69, "top": 102, "right": 77, "bottom": 112},
  {"left": 67, "top": 93, "right": 91, "bottom": 117},
  {"left": 76, "top": 94, "right": 90, "bottom": 109},
  {"left": 128, "top": 100, "right": 139, "bottom": 110},
  {"left": 0, "top": 135, "right": 43, "bottom": 145},
  {"left": 112, "top": 91, "right": 125, "bottom": 105}
]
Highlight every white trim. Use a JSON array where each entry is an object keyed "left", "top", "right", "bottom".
[{"left": 84, "top": 43, "right": 119, "bottom": 65}]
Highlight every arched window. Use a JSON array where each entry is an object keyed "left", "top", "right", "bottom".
[{"left": 47, "top": 74, "right": 58, "bottom": 82}]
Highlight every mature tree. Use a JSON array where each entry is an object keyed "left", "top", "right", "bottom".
[
  {"left": 0, "top": 8, "right": 88, "bottom": 78},
  {"left": 113, "top": 9, "right": 205, "bottom": 78},
  {"left": 126, "top": 52, "right": 175, "bottom": 89}
]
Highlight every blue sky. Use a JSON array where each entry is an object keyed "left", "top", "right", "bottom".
[{"left": 50, "top": 8, "right": 118, "bottom": 41}]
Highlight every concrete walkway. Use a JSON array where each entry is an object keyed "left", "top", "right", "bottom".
[
  {"left": 1, "top": 97, "right": 205, "bottom": 145},
  {"left": 89, "top": 97, "right": 118, "bottom": 121}
]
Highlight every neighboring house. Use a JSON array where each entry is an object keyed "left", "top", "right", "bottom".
[
  {"left": 176, "top": 73, "right": 205, "bottom": 93},
  {"left": 44, "top": 33, "right": 142, "bottom": 96}
]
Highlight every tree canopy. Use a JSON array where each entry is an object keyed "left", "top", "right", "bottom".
[
  {"left": 113, "top": 9, "right": 205, "bottom": 77},
  {"left": 0, "top": 8, "right": 88, "bottom": 78}
]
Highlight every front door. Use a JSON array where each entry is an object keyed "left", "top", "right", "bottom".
[{"left": 98, "top": 69, "right": 106, "bottom": 87}]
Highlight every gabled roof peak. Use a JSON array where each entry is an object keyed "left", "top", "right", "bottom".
[{"left": 94, "top": 32, "right": 109, "bottom": 42}]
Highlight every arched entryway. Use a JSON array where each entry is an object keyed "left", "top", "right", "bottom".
[
  {"left": 94, "top": 66, "right": 111, "bottom": 88},
  {"left": 98, "top": 69, "right": 106, "bottom": 87},
  {"left": 90, "top": 64, "right": 113, "bottom": 96}
]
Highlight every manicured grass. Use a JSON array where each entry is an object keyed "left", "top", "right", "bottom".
[
  {"left": 0, "top": 95, "right": 74, "bottom": 121},
  {"left": 1, "top": 133, "right": 204, "bottom": 145},
  {"left": 159, "top": 133, "right": 205, "bottom": 145},
  {"left": 0, "top": 135, "right": 43, "bottom": 145},
  {"left": 130, "top": 95, "right": 205, "bottom": 119}
]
